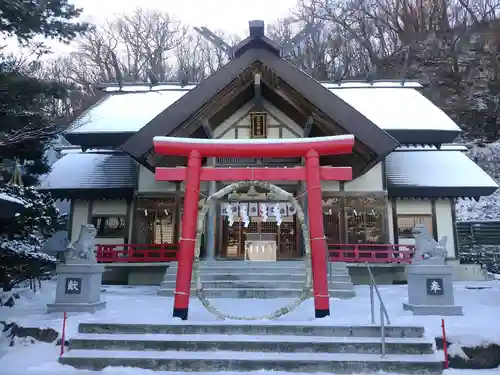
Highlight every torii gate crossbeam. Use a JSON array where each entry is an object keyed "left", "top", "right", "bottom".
[{"left": 153, "top": 136, "right": 355, "bottom": 320}]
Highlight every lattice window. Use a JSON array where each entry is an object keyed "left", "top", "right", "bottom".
[
  {"left": 323, "top": 212, "right": 342, "bottom": 243},
  {"left": 397, "top": 215, "right": 433, "bottom": 239},
  {"left": 134, "top": 198, "right": 176, "bottom": 244},
  {"left": 345, "top": 211, "right": 383, "bottom": 244},
  {"left": 220, "top": 214, "right": 299, "bottom": 259},
  {"left": 323, "top": 196, "right": 387, "bottom": 244}
]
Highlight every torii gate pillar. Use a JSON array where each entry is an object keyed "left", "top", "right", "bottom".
[{"left": 154, "top": 136, "right": 355, "bottom": 320}]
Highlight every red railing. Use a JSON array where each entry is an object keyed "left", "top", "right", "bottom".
[
  {"left": 95, "top": 243, "right": 178, "bottom": 263},
  {"left": 95, "top": 243, "right": 415, "bottom": 264},
  {"left": 328, "top": 244, "right": 415, "bottom": 264}
]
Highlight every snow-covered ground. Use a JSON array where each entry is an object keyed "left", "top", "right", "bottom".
[{"left": 1, "top": 280, "right": 500, "bottom": 375}]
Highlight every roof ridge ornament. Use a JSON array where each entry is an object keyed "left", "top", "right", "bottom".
[{"left": 193, "top": 20, "right": 319, "bottom": 59}]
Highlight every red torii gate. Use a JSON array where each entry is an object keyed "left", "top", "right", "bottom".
[{"left": 153, "top": 135, "right": 355, "bottom": 320}]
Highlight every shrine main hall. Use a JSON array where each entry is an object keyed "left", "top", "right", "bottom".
[{"left": 40, "top": 20, "right": 497, "bottom": 285}]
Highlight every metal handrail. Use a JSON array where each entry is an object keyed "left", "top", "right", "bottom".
[{"left": 365, "top": 262, "right": 391, "bottom": 357}]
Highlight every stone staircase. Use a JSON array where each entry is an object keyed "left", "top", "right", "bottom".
[
  {"left": 59, "top": 321, "right": 443, "bottom": 374},
  {"left": 158, "top": 260, "right": 356, "bottom": 299}
]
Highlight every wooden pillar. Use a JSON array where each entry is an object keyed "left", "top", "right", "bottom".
[
  {"left": 305, "top": 149, "right": 330, "bottom": 318},
  {"left": 172, "top": 150, "right": 202, "bottom": 320}
]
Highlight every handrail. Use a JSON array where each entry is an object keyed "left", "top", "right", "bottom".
[{"left": 365, "top": 262, "right": 391, "bottom": 357}]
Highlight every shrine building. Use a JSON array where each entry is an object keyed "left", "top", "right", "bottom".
[{"left": 39, "top": 21, "right": 498, "bottom": 285}]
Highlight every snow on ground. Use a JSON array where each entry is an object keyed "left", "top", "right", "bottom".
[{"left": 0, "top": 280, "right": 500, "bottom": 375}]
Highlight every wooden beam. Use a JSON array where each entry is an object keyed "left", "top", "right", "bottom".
[
  {"left": 200, "top": 119, "right": 213, "bottom": 138},
  {"left": 254, "top": 73, "right": 263, "bottom": 110},
  {"left": 154, "top": 136, "right": 355, "bottom": 158},
  {"left": 303, "top": 116, "right": 314, "bottom": 137},
  {"left": 156, "top": 166, "right": 353, "bottom": 182}
]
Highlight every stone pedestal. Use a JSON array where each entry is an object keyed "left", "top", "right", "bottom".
[
  {"left": 403, "top": 264, "right": 463, "bottom": 316},
  {"left": 47, "top": 262, "right": 106, "bottom": 313}
]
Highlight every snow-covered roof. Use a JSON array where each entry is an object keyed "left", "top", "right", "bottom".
[
  {"left": 66, "top": 88, "right": 191, "bottom": 134},
  {"left": 322, "top": 81, "right": 422, "bottom": 89},
  {"left": 65, "top": 82, "right": 452, "bottom": 138},
  {"left": 386, "top": 150, "right": 498, "bottom": 197},
  {"left": 39, "top": 152, "right": 137, "bottom": 198},
  {"left": 395, "top": 144, "right": 467, "bottom": 151},
  {"left": 330, "top": 87, "right": 460, "bottom": 133}
]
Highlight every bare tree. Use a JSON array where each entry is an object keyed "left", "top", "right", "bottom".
[
  {"left": 302, "top": 0, "right": 500, "bottom": 140},
  {"left": 113, "top": 8, "right": 187, "bottom": 81},
  {"left": 174, "top": 29, "right": 240, "bottom": 82}
]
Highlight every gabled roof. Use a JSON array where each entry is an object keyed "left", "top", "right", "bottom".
[
  {"left": 120, "top": 47, "right": 399, "bottom": 161},
  {"left": 74, "top": 81, "right": 460, "bottom": 147}
]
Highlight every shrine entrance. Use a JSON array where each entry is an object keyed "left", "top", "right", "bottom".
[
  {"left": 153, "top": 135, "right": 355, "bottom": 320},
  {"left": 220, "top": 215, "right": 300, "bottom": 260}
]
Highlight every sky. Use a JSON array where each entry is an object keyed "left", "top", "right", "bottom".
[
  {"left": 71, "top": 0, "right": 297, "bottom": 33},
  {"left": 10, "top": 0, "right": 297, "bottom": 57}
]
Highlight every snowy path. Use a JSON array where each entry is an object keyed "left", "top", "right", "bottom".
[{"left": 0, "top": 280, "right": 499, "bottom": 374}]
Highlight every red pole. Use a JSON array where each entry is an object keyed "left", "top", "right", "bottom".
[
  {"left": 305, "top": 149, "right": 330, "bottom": 318},
  {"left": 60, "top": 312, "right": 67, "bottom": 356},
  {"left": 172, "top": 150, "right": 202, "bottom": 320},
  {"left": 441, "top": 318, "right": 449, "bottom": 369}
]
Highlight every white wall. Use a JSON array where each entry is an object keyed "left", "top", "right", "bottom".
[
  {"left": 70, "top": 199, "right": 131, "bottom": 245},
  {"left": 435, "top": 199, "right": 457, "bottom": 258},
  {"left": 387, "top": 199, "right": 395, "bottom": 243},
  {"left": 70, "top": 200, "right": 89, "bottom": 242},
  {"left": 395, "top": 200, "right": 432, "bottom": 246},
  {"left": 138, "top": 165, "right": 177, "bottom": 193},
  {"left": 92, "top": 200, "right": 128, "bottom": 216},
  {"left": 396, "top": 200, "right": 432, "bottom": 215},
  {"left": 345, "top": 163, "right": 384, "bottom": 192}
]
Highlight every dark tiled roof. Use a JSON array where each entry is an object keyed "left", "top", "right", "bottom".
[
  {"left": 39, "top": 151, "right": 137, "bottom": 199},
  {"left": 385, "top": 150, "right": 498, "bottom": 198}
]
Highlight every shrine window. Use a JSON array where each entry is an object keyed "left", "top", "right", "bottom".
[
  {"left": 345, "top": 210, "right": 385, "bottom": 244},
  {"left": 133, "top": 198, "right": 177, "bottom": 244},
  {"left": 322, "top": 196, "right": 388, "bottom": 244},
  {"left": 91, "top": 216, "right": 127, "bottom": 238},
  {"left": 397, "top": 215, "right": 433, "bottom": 239}
]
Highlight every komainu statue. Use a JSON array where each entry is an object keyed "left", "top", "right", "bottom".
[
  {"left": 62, "top": 224, "right": 98, "bottom": 263},
  {"left": 412, "top": 224, "right": 447, "bottom": 264}
]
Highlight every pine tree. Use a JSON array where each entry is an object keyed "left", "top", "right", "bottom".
[
  {"left": 0, "top": 1, "right": 89, "bottom": 185},
  {"left": 0, "top": 183, "right": 64, "bottom": 293},
  {"left": 0, "top": 1, "right": 88, "bottom": 303}
]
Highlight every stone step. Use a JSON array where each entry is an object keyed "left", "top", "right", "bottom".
[
  {"left": 77, "top": 323, "right": 425, "bottom": 338},
  {"left": 190, "top": 260, "right": 350, "bottom": 268},
  {"left": 169, "top": 266, "right": 312, "bottom": 274},
  {"left": 157, "top": 287, "right": 356, "bottom": 299},
  {"left": 159, "top": 280, "right": 355, "bottom": 290},
  {"left": 58, "top": 349, "right": 443, "bottom": 374},
  {"left": 189, "top": 261, "right": 308, "bottom": 268},
  {"left": 170, "top": 263, "right": 350, "bottom": 271},
  {"left": 69, "top": 333, "right": 434, "bottom": 355},
  {"left": 163, "top": 272, "right": 352, "bottom": 282}
]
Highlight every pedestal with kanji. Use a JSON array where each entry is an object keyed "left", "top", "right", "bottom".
[
  {"left": 47, "top": 262, "right": 106, "bottom": 313},
  {"left": 403, "top": 264, "right": 463, "bottom": 316},
  {"left": 402, "top": 224, "right": 463, "bottom": 316}
]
